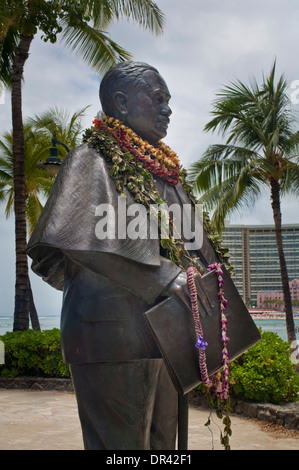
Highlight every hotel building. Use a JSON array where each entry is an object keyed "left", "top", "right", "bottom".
[
  {"left": 256, "top": 279, "right": 299, "bottom": 312},
  {"left": 221, "top": 223, "right": 299, "bottom": 306}
]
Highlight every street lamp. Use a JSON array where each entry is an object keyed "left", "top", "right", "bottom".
[{"left": 38, "top": 131, "right": 70, "bottom": 176}]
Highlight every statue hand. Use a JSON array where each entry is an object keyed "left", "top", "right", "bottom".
[
  {"left": 164, "top": 271, "right": 199, "bottom": 312},
  {"left": 164, "top": 270, "right": 213, "bottom": 317}
]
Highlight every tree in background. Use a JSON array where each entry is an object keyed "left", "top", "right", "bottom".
[
  {"left": 0, "top": 0, "right": 164, "bottom": 331},
  {"left": 262, "top": 299, "right": 284, "bottom": 309},
  {"left": 0, "top": 106, "right": 88, "bottom": 329},
  {"left": 0, "top": 106, "right": 87, "bottom": 234},
  {"left": 189, "top": 62, "right": 299, "bottom": 348}
]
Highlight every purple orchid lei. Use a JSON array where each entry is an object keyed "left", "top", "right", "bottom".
[
  {"left": 186, "top": 266, "right": 213, "bottom": 388},
  {"left": 187, "top": 263, "right": 232, "bottom": 450},
  {"left": 186, "top": 262, "right": 230, "bottom": 399},
  {"left": 208, "top": 262, "right": 230, "bottom": 400}
]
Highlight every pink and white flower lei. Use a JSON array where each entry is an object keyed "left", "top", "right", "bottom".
[{"left": 187, "top": 262, "right": 230, "bottom": 400}]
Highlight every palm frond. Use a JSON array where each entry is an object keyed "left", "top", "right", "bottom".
[
  {"left": 3, "top": 186, "right": 14, "bottom": 218},
  {"left": 26, "top": 192, "right": 44, "bottom": 237},
  {"left": 0, "top": 105, "right": 90, "bottom": 230},
  {"left": 59, "top": 19, "right": 132, "bottom": 74},
  {"left": 26, "top": 106, "right": 88, "bottom": 155},
  {"left": 108, "top": 0, "right": 164, "bottom": 34},
  {"left": 280, "top": 163, "right": 299, "bottom": 196},
  {"left": 204, "top": 61, "right": 297, "bottom": 156},
  {"left": 0, "top": 6, "right": 20, "bottom": 87},
  {"left": 188, "top": 144, "right": 262, "bottom": 193},
  {"left": 194, "top": 62, "right": 299, "bottom": 233},
  {"left": 202, "top": 168, "right": 264, "bottom": 233},
  {"left": 72, "top": 0, "right": 164, "bottom": 33}
]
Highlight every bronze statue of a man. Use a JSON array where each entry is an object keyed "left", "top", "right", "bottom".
[{"left": 27, "top": 62, "right": 221, "bottom": 449}]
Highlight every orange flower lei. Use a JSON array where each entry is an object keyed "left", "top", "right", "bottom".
[{"left": 93, "top": 114, "right": 180, "bottom": 186}]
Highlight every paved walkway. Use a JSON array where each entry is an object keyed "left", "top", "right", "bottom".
[{"left": 0, "top": 389, "right": 298, "bottom": 451}]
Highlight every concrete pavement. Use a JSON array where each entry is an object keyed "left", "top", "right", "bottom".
[{"left": 0, "top": 389, "right": 298, "bottom": 451}]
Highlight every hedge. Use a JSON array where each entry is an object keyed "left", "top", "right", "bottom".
[
  {"left": 0, "top": 328, "right": 298, "bottom": 404},
  {"left": 229, "top": 330, "right": 299, "bottom": 404},
  {"left": 0, "top": 328, "right": 70, "bottom": 378}
]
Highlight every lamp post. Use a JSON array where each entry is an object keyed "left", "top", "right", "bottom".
[{"left": 38, "top": 131, "right": 70, "bottom": 176}]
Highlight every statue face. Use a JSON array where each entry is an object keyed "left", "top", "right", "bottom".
[{"left": 125, "top": 70, "right": 172, "bottom": 145}]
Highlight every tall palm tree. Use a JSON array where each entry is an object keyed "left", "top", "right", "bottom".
[
  {"left": 0, "top": 106, "right": 87, "bottom": 329},
  {"left": 189, "top": 62, "right": 299, "bottom": 347},
  {"left": 0, "top": 0, "right": 164, "bottom": 331}
]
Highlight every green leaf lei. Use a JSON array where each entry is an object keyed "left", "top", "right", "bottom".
[
  {"left": 83, "top": 124, "right": 187, "bottom": 267},
  {"left": 82, "top": 124, "right": 232, "bottom": 272}
]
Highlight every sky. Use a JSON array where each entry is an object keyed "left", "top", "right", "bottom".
[{"left": 1, "top": 0, "right": 299, "bottom": 318}]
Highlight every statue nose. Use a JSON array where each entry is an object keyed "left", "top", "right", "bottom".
[{"left": 161, "top": 103, "right": 172, "bottom": 117}]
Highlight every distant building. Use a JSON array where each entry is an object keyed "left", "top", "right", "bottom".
[
  {"left": 257, "top": 279, "right": 299, "bottom": 312},
  {"left": 290, "top": 278, "right": 299, "bottom": 299},
  {"left": 222, "top": 223, "right": 299, "bottom": 305}
]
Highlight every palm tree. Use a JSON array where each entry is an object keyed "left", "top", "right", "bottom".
[
  {"left": 27, "top": 106, "right": 89, "bottom": 160},
  {"left": 0, "top": 106, "right": 87, "bottom": 329},
  {"left": 0, "top": 107, "right": 87, "bottom": 234},
  {"left": 0, "top": 0, "right": 164, "bottom": 331},
  {"left": 189, "top": 62, "right": 299, "bottom": 347}
]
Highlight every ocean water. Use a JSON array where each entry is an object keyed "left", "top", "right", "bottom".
[
  {"left": 254, "top": 317, "right": 299, "bottom": 341},
  {"left": 253, "top": 318, "right": 299, "bottom": 342},
  {"left": 0, "top": 315, "right": 298, "bottom": 343},
  {"left": 0, "top": 315, "right": 60, "bottom": 336}
]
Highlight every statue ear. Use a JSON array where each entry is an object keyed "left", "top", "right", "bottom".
[{"left": 113, "top": 92, "right": 128, "bottom": 117}]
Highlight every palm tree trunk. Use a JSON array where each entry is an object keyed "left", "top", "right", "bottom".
[
  {"left": 28, "top": 277, "right": 40, "bottom": 331},
  {"left": 270, "top": 178, "right": 296, "bottom": 344},
  {"left": 11, "top": 34, "right": 34, "bottom": 331}
]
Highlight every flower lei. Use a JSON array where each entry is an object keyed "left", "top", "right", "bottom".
[
  {"left": 187, "top": 263, "right": 232, "bottom": 450},
  {"left": 93, "top": 114, "right": 180, "bottom": 186},
  {"left": 82, "top": 115, "right": 186, "bottom": 266},
  {"left": 82, "top": 115, "right": 233, "bottom": 271}
]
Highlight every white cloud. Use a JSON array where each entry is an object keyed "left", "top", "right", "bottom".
[{"left": 208, "top": 16, "right": 269, "bottom": 58}]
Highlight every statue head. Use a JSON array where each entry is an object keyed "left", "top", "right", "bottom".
[{"left": 99, "top": 61, "right": 172, "bottom": 145}]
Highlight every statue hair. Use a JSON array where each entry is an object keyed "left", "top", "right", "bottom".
[{"left": 99, "top": 61, "right": 159, "bottom": 116}]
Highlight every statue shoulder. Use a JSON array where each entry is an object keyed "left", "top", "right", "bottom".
[
  {"left": 61, "top": 142, "right": 109, "bottom": 172},
  {"left": 68, "top": 142, "right": 105, "bottom": 160}
]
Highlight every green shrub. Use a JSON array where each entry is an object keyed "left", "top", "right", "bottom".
[
  {"left": 229, "top": 330, "right": 299, "bottom": 404},
  {"left": 1, "top": 328, "right": 298, "bottom": 405},
  {"left": 0, "top": 328, "right": 70, "bottom": 378}
]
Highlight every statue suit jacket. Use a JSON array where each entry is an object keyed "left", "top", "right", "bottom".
[{"left": 27, "top": 143, "right": 218, "bottom": 364}]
